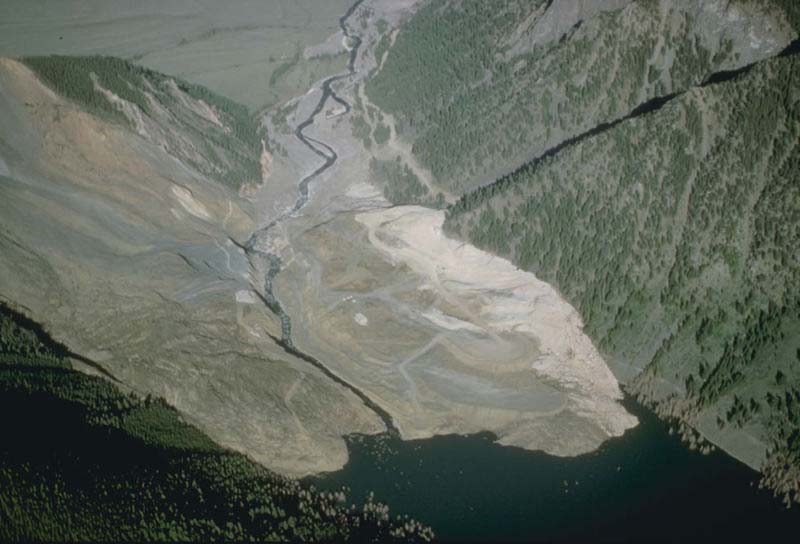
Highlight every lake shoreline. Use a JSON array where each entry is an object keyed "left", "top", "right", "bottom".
[{"left": 306, "top": 393, "right": 798, "bottom": 542}]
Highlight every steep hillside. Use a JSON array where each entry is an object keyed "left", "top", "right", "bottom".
[
  {"left": 21, "top": 56, "right": 262, "bottom": 191},
  {"left": 0, "top": 304, "right": 433, "bottom": 542},
  {"left": 0, "top": 56, "right": 386, "bottom": 476},
  {"left": 365, "top": 0, "right": 796, "bottom": 196},
  {"left": 444, "top": 52, "right": 800, "bottom": 505}
]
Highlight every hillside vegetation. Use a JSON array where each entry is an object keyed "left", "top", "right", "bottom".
[
  {"left": 444, "top": 52, "right": 800, "bottom": 505},
  {"left": 366, "top": 0, "right": 797, "bottom": 196},
  {"left": 21, "top": 56, "right": 262, "bottom": 191},
  {"left": 369, "top": 157, "right": 445, "bottom": 208},
  {"left": 0, "top": 304, "right": 433, "bottom": 542}
]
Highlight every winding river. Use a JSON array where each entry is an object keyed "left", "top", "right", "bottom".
[{"left": 244, "top": 0, "right": 399, "bottom": 434}]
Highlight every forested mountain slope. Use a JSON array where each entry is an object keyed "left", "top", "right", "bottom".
[
  {"left": 0, "top": 304, "right": 432, "bottom": 541},
  {"left": 366, "top": 0, "right": 797, "bottom": 196},
  {"left": 444, "top": 52, "right": 800, "bottom": 505}
]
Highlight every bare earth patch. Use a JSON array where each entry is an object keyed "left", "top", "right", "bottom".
[{"left": 281, "top": 202, "right": 637, "bottom": 458}]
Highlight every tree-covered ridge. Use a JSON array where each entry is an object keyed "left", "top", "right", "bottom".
[
  {"left": 20, "top": 55, "right": 262, "bottom": 191},
  {"left": 444, "top": 53, "right": 799, "bottom": 505},
  {"left": 0, "top": 304, "right": 434, "bottom": 541},
  {"left": 366, "top": 0, "right": 796, "bottom": 196}
]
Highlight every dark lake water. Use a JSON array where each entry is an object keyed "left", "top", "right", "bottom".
[{"left": 306, "top": 397, "right": 799, "bottom": 542}]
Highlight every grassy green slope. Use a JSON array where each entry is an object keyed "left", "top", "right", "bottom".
[
  {"left": 20, "top": 55, "right": 261, "bottom": 191},
  {"left": 366, "top": 0, "right": 797, "bottom": 197},
  {"left": 0, "top": 304, "right": 433, "bottom": 542},
  {"left": 444, "top": 53, "right": 800, "bottom": 505}
]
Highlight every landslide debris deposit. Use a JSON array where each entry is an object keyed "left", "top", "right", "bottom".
[
  {"left": 0, "top": 57, "right": 383, "bottom": 476},
  {"left": 354, "top": 206, "right": 636, "bottom": 453},
  {"left": 0, "top": 0, "right": 638, "bottom": 475},
  {"left": 0, "top": 0, "right": 798, "bottom": 513}
]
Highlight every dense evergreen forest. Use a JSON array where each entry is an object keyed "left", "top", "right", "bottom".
[
  {"left": 0, "top": 304, "right": 433, "bottom": 542},
  {"left": 444, "top": 53, "right": 800, "bottom": 506},
  {"left": 369, "top": 157, "right": 445, "bottom": 208},
  {"left": 20, "top": 56, "right": 262, "bottom": 191},
  {"left": 366, "top": 0, "right": 798, "bottom": 196}
]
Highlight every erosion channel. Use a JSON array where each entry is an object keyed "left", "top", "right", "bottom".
[{"left": 243, "top": 0, "right": 400, "bottom": 434}]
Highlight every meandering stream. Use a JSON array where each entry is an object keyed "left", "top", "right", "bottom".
[{"left": 244, "top": 0, "right": 399, "bottom": 434}]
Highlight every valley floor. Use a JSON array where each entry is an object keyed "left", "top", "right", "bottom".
[{"left": 255, "top": 0, "right": 637, "bottom": 466}]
